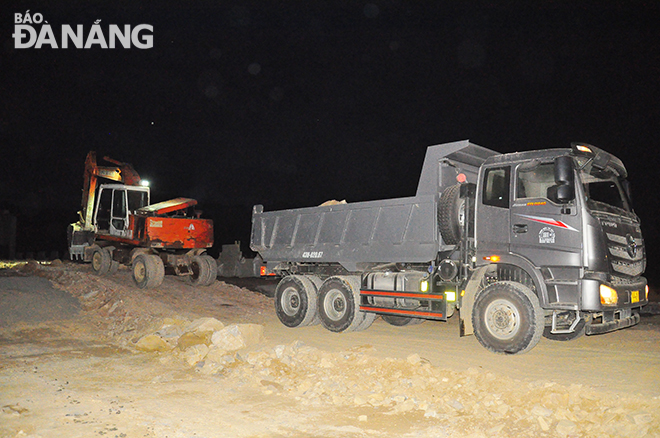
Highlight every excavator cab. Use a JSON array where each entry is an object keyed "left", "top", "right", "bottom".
[{"left": 95, "top": 184, "right": 150, "bottom": 238}]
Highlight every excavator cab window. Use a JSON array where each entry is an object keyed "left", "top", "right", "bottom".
[{"left": 127, "top": 190, "right": 149, "bottom": 213}]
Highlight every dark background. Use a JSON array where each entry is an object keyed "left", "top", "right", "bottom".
[{"left": 1, "top": 2, "right": 658, "bottom": 286}]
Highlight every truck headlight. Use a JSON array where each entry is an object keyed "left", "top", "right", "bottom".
[
  {"left": 445, "top": 291, "right": 457, "bottom": 302},
  {"left": 600, "top": 284, "right": 618, "bottom": 306},
  {"left": 420, "top": 280, "right": 429, "bottom": 293}
]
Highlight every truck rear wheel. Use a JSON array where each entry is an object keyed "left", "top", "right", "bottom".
[
  {"left": 132, "top": 254, "right": 165, "bottom": 289},
  {"left": 318, "top": 276, "right": 370, "bottom": 332},
  {"left": 472, "top": 281, "right": 544, "bottom": 354},
  {"left": 275, "top": 275, "right": 320, "bottom": 328},
  {"left": 438, "top": 184, "right": 465, "bottom": 245},
  {"left": 91, "top": 246, "right": 112, "bottom": 276}
]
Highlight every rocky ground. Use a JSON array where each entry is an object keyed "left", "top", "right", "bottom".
[{"left": 0, "top": 261, "right": 659, "bottom": 438}]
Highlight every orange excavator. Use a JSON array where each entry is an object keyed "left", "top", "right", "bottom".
[{"left": 67, "top": 152, "right": 216, "bottom": 288}]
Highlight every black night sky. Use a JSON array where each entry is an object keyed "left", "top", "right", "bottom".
[{"left": 1, "top": 2, "right": 659, "bottom": 286}]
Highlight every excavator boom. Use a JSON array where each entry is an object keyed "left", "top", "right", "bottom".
[{"left": 80, "top": 152, "right": 142, "bottom": 230}]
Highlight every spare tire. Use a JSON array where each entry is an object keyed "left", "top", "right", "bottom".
[{"left": 438, "top": 184, "right": 465, "bottom": 245}]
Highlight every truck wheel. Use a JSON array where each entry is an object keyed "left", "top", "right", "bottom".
[
  {"left": 187, "top": 255, "right": 212, "bottom": 286},
  {"left": 543, "top": 312, "right": 587, "bottom": 341},
  {"left": 318, "top": 276, "right": 367, "bottom": 333},
  {"left": 438, "top": 184, "right": 465, "bottom": 245},
  {"left": 133, "top": 254, "right": 165, "bottom": 289},
  {"left": 472, "top": 281, "right": 544, "bottom": 354},
  {"left": 91, "top": 246, "right": 112, "bottom": 276},
  {"left": 381, "top": 314, "right": 424, "bottom": 326},
  {"left": 275, "top": 275, "right": 320, "bottom": 328},
  {"left": 345, "top": 276, "right": 376, "bottom": 331},
  {"left": 201, "top": 255, "right": 218, "bottom": 286}
]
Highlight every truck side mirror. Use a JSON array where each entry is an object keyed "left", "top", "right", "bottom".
[{"left": 547, "top": 156, "right": 575, "bottom": 204}]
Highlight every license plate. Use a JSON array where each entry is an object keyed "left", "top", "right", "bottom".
[{"left": 631, "top": 290, "right": 639, "bottom": 303}]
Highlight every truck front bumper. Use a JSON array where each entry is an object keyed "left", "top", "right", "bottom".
[
  {"left": 581, "top": 276, "right": 646, "bottom": 335},
  {"left": 585, "top": 309, "right": 640, "bottom": 335}
]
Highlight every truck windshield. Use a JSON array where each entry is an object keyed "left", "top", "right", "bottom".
[{"left": 580, "top": 172, "right": 631, "bottom": 214}]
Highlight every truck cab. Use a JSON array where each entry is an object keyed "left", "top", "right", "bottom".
[{"left": 475, "top": 143, "right": 647, "bottom": 341}]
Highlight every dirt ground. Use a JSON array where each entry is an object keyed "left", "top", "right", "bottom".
[{"left": 0, "top": 261, "right": 659, "bottom": 438}]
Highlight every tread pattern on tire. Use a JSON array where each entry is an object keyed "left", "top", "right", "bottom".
[
  {"left": 438, "top": 184, "right": 462, "bottom": 245},
  {"left": 275, "top": 275, "right": 319, "bottom": 328},
  {"left": 201, "top": 254, "right": 218, "bottom": 286},
  {"left": 91, "top": 245, "right": 111, "bottom": 276},
  {"left": 133, "top": 254, "right": 165, "bottom": 289},
  {"left": 472, "top": 281, "right": 544, "bottom": 355}
]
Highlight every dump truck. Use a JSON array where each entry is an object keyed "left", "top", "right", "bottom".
[
  {"left": 68, "top": 152, "right": 216, "bottom": 288},
  {"left": 250, "top": 140, "right": 648, "bottom": 354}
]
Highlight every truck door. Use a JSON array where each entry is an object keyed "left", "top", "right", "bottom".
[
  {"left": 509, "top": 161, "right": 582, "bottom": 280},
  {"left": 476, "top": 165, "right": 511, "bottom": 256}
]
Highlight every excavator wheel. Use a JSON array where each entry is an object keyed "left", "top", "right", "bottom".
[
  {"left": 187, "top": 255, "right": 214, "bottom": 286},
  {"left": 200, "top": 255, "right": 218, "bottom": 286},
  {"left": 132, "top": 254, "right": 165, "bottom": 289},
  {"left": 91, "top": 245, "right": 112, "bottom": 276}
]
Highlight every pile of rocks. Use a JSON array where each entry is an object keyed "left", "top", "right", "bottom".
[
  {"left": 135, "top": 317, "right": 264, "bottom": 375},
  {"left": 229, "top": 343, "right": 657, "bottom": 438},
  {"left": 135, "top": 317, "right": 660, "bottom": 437}
]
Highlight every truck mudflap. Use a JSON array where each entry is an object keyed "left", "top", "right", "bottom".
[{"left": 585, "top": 309, "right": 640, "bottom": 335}]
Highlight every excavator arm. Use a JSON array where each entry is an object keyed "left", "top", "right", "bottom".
[{"left": 80, "top": 152, "right": 142, "bottom": 230}]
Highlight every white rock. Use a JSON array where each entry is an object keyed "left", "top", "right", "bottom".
[
  {"left": 211, "top": 324, "right": 264, "bottom": 351},
  {"left": 358, "top": 415, "right": 367, "bottom": 422},
  {"left": 406, "top": 353, "right": 422, "bottom": 365},
  {"left": 531, "top": 404, "right": 553, "bottom": 417},
  {"left": 556, "top": 419, "right": 577, "bottom": 436},
  {"left": 205, "top": 345, "right": 229, "bottom": 363},
  {"left": 182, "top": 344, "right": 209, "bottom": 366},
  {"left": 185, "top": 317, "right": 224, "bottom": 334},
  {"left": 135, "top": 334, "right": 172, "bottom": 352}
]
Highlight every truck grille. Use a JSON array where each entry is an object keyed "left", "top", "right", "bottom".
[{"left": 605, "top": 230, "right": 645, "bottom": 280}]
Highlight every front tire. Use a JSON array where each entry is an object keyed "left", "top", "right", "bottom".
[
  {"left": 275, "top": 275, "right": 321, "bottom": 328},
  {"left": 132, "top": 254, "right": 165, "bottom": 289},
  {"left": 91, "top": 246, "right": 112, "bottom": 276},
  {"left": 472, "top": 281, "right": 544, "bottom": 354}
]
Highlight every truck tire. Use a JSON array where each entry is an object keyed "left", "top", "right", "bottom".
[
  {"left": 472, "top": 281, "right": 544, "bottom": 354},
  {"left": 438, "top": 184, "right": 464, "bottom": 245},
  {"left": 543, "top": 312, "right": 587, "bottom": 341},
  {"left": 187, "top": 255, "right": 213, "bottom": 286},
  {"left": 345, "top": 276, "right": 376, "bottom": 331},
  {"left": 275, "top": 275, "right": 320, "bottom": 328},
  {"left": 201, "top": 254, "right": 218, "bottom": 286},
  {"left": 381, "top": 314, "right": 425, "bottom": 327},
  {"left": 133, "top": 254, "right": 165, "bottom": 289},
  {"left": 318, "top": 276, "right": 367, "bottom": 333},
  {"left": 91, "top": 246, "right": 112, "bottom": 276}
]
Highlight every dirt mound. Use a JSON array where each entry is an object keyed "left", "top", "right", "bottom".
[{"left": 0, "top": 276, "right": 80, "bottom": 327}]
